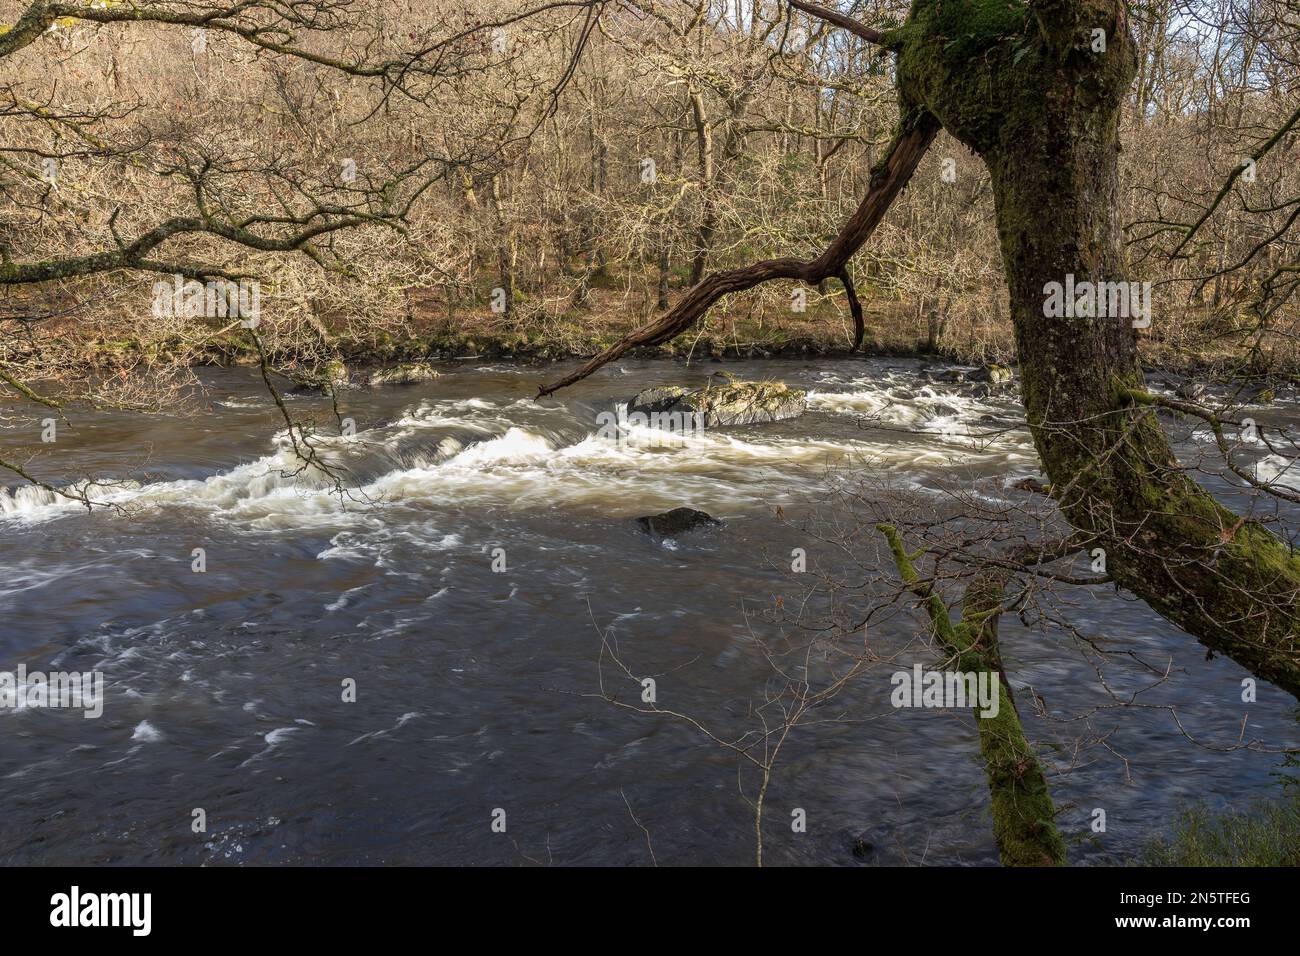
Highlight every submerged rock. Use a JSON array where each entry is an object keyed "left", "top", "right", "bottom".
[
  {"left": 368, "top": 362, "right": 440, "bottom": 386},
  {"left": 627, "top": 379, "right": 806, "bottom": 427},
  {"left": 635, "top": 507, "right": 723, "bottom": 536}
]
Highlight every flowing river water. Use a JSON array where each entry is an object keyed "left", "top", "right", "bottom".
[{"left": 0, "top": 357, "right": 1296, "bottom": 865}]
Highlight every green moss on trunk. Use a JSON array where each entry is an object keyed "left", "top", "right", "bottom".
[{"left": 880, "top": 524, "right": 1067, "bottom": 866}]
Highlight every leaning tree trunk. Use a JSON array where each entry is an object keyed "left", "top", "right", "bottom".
[{"left": 896, "top": 0, "right": 1300, "bottom": 697}]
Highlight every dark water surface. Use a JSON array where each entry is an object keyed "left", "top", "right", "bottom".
[{"left": 0, "top": 358, "right": 1295, "bottom": 865}]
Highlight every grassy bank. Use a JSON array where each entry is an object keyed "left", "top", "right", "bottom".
[{"left": 1145, "top": 784, "right": 1300, "bottom": 866}]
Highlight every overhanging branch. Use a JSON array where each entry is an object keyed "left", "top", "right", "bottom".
[
  {"left": 787, "top": 0, "right": 889, "bottom": 48},
  {"left": 538, "top": 110, "right": 940, "bottom": 396}
]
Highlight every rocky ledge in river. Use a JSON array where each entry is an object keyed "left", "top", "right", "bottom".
[
  {"left": 627, "top": 378, "right": 806, "bottom": 427},
  {"left": 923, "top": 363, "right": 1013, "bottom": 386},
  {"left": 921, "top": 363, "right": 1016, "bottom": 399}
]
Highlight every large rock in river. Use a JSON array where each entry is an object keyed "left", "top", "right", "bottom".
[
  {"left": 636, "top": 507, "right": 723, "bottom": 536},
  {"left": 627, "top": 379, "right": 806, "bottom": 427},
  {"left": 368, "top": 362, "right": 440, "bottom": 386}
]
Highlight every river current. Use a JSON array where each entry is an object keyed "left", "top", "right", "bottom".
[{"left": 0, "top": 357, "right": 1295, "bottom": 865}]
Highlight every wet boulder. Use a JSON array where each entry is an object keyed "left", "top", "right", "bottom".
[
  {"left": 636, "top": 507, "right": 723, "bottom": 536},
  {"left": 628, "top": 385, "right": 689, "bottom": 412},
  {"left": 368, "top": 362, "right": 440, "bottom": 386},
  {"left": 627, "top": 379, "right": 806, "bottom": 427}
]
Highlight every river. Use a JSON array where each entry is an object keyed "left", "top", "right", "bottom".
[{"left": 0, "top": 357, "right": 1295, "bottom": 865}]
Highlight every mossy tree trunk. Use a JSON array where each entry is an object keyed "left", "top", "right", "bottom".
[
  {"left": 896, "top": 0, "right": 1300, "bottom": 698},
  {"left": 880, "top": 525, "right": 1067, "bottom": 866}
]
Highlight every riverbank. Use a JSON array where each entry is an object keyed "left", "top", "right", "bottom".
[{"left": 15, "top": 284, "right": 1300, "bottom": 387}]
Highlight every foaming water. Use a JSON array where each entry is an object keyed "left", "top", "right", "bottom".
[
  {"left": 0, "top": 358, "right": 1295, "bottom": 865},
  {"left": 0, "top": 365, "right": 1035, "bottom": 527}
]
